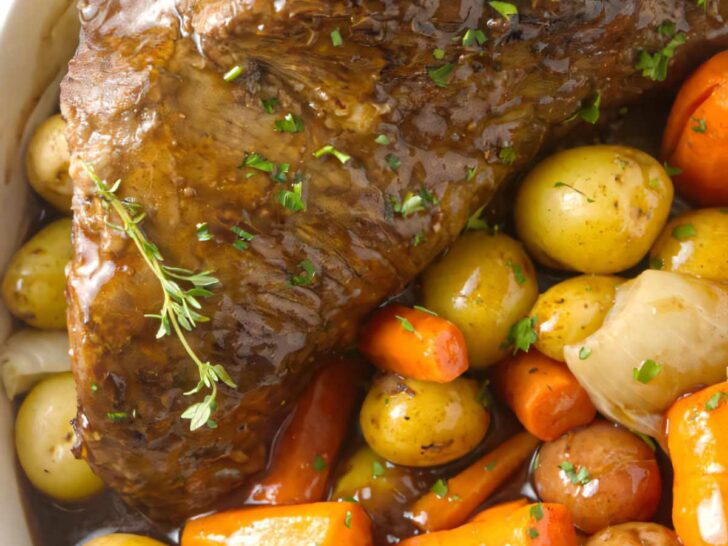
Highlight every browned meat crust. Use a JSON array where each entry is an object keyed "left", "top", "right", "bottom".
[{"left": 61, "top": 0, "right": 728, "bottom": 521}]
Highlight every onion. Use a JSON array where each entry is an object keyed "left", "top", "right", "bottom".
[
  {"left": 565, "top": 270, "right": 728, "bottom": 441},
  {"left": 1, "top": 329, "right": 70, "bottom": 399}
]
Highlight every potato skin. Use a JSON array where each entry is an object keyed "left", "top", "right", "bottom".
[
  {"left": 650, "top": 208, "right": 728, "bottom": 282},
  {"left": 515, "top": 145, "right": 673, "bottom": 274},
  {"left": 82, "top": 534, "right": 167, "bottom": 546},
  {"left": 585, "top": 522, "right": 680, "bottom": 546},
  {"left": 421, "top": 232, "right": 538, "bottom": 368},
  {"left": 1, "top": 218, "right": 72, "bottom": 329},
  {"left": 15, "top": 373, "right": 104, "bottom": 501},
  {"left": 360, "top": 374, "right": 490, "bottom": 467},
  {"left": 26, "top": 114, "right": 73, "bottom": 212},
  {"left": 533, "top": 420, "right": 661, "bottom": 533},
  {"left": 532, "top": 275, "right": 623, "bottom": 362}
]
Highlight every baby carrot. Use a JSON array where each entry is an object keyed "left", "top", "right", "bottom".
[
  {"left": 492, "top": 350, "right": 596, "bottom": 441},
  {"left": 181, "top": 502, "right": 373, "bottom": 546},
  {"left": 400, "top": 502, "right": 577, "bottom": 546},
  {"left": 359, "top": 304, "right": 468, "bottom": 383},
  {"left": 667, "top": 381, "right": 728, "bottom": 546},
  {"left": 469, "top": 498, "right": 528, "bottom": 524},
  {"left": 247, "top": 356, "right": 366, "bottom": 504},
  {"left": 408, "top": 432, "right": 540, "bottom": 532}
]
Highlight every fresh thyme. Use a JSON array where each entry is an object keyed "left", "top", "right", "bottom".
[{"left": 82, "top": 163, "right": 237, "bottom": 431}]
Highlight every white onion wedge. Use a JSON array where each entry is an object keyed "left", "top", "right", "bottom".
[{"left": 1, "top": 329, "right": 70, "bottom": 399}]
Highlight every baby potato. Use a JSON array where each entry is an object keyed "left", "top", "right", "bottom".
[
  {"left": 15, "top": 373, "right": 104, "bottom": 501},
  {"left": 514, "top": 145, "right": 673, "bottom": 274},
  {"left": 1, "top": 218, "right": 72, "bottom": 329},
  {"left": 83, "top": 535, "right": 167, "bottom": 546},
  {"left": 533, "top": 420, "right": 661, "bottom": 534},
  {"left": 421, "top": 232, "right": 538, "bottom": 368},
  {"left": 649, "top": 208, "right": 728, "bottom": 282},
  {"left": 360, "top": 374, "right": 490, "bottom": 467},
  {"left": 585, "top": 522, "right": 681, "bottom": 546},
  {"left": 532, "top": 275, "right": 624, "bottom": 362},
  {"left": 26, "top": 114, "right": 73, "bottom": 211}
]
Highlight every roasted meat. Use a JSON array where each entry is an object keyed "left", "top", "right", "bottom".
[{"left": 61, "top": 0, "right": 728, "bottom": 521}]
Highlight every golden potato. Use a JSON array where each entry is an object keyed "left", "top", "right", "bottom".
[
  {"left": 360, "top": 374, "right": 490, "bottom": 467},
  {"left": 82, "top": 535, "right": 167, "bottom": 546},
  {"left": 649, "top": 208, "right": 728, "bottom": 282},
  {"left": 514, "top": 145, "right": 673, "bottom": 274},
  {"left": 1, "top": 218, "right": 72, "bottom": 329},
  {"left": 332, "top": 446, "right": 407, "bottom": 510},
  {"left": 15, "top": 373, "right": 104, "bottom": 501},
  {"left": 532, "top": 275, "right": 624, "bottom": 361},
  {"left": 421, "top": 232, "right": 538, "bottom": 368},
  {"left": 585, "top": 522, "right": 680, "bottom": 546},
  {"left": 26, "top": 114, "right": 73, "bottom": 211}
]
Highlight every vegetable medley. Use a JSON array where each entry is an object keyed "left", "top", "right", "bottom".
[{"left": 3, "top": 47, "right": 728, "bottom": 546}]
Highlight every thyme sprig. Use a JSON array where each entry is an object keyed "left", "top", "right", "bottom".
[{"left": 82, "top": 163, "right": 237, "bottom": 431}]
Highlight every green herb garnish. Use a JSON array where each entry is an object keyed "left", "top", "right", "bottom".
[
  {"left": 502, "top": 316, "right": 538, "bottom": 354},
  {"left": 242, "top": 152, "right": 275, "bottom": 173},
  {"left": 386, "top": 154, "right": 401, "bottom": 171},
  {"left": 231, "top": 226, "right": 254, "bottom": 251},
  {"left": 372, "top": 460, "right": 386, "bottom": 478},
  {"left": 559, "top": 461, "right": 591, "bottom": 485},
  {"left": 395, "top": 315, "right": 422, "bottom": 339},
  {"left": 274, "top": 113, "right": 305, "bottom": 133},
  {"left": 290, "top": 259, "right": 316, "bottom": 287},
  {"left": 506, "top": 259, "right": 526, "bottom": 285},
  {"left": 196, "top": 222, "right": 213, "bottom": 242},
  {"left": 706, "top": 391, "right": 728, "bottom": 411},
  {"left": 106, "top": 411, "right": 128, "bottom": 422},
  {"left": 530, "top": 503, "right": 544, "bottom": 522},
  {"left": 223, "top": 65, "right": 243, "bottom": 82},
  {"left": 276, "top": 181, "right": 306, "bottom": 212},
  {"left": 431, "top": 479, "right": 449, "bottom": 498},
  {"left": 664, "top": 162, "right": 683, "bottom": 176},
  {"left": 314, "top": 145, "right": 351, "bottom": 164},
  {"left": 578, "top": 346, "right": 592, "bottom": 360},
  {"left": 261, "top": 97, "right": 279, "bottom": 114},
  {"left": 499, "top": 146, "right": 517, "bottom": 165},
  {"left": 344, "top": 511, "right": 353, "bottom": 529},
  {"left": 633, "top": 359, "right": 663, "bottom": 384},
  {"left": 375, "top": 134, "right": 391, "bottom": 145},
  {"left": 567, "top": 92, "right": 601, "bottom": 124},
  {"left": 428, "top": 63, "right": 455, "bottom": 88},
  {"left": 691, "top": 117, "right": 707, "bottom": 133},
  {"left": 462, "top": 29, "right": 487, "bottom": 47},
  {"left": 636, "top": 31, "right": 686, "bottom": 81},
  {"left": 489, "top": 1, "right": 518, "bottom": 19},
  {"left": 313, "top": 454, "right": 328, "bottom": 472},
  {"left": 414, "top": 305, "right": 438, "bottom": 316},
  {"left": 672, "top": 223, "right": 697, "bottom": 241},
  {"left": 330, "top": 28, "right": 343, "bottom": 47}
]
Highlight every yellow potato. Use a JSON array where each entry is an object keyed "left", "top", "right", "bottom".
[
  {"left": 514, "top": 145, "right": 673, "bottom": 274},
  {"left": 15, "top": 373, "right": 104, "bottom": 501},
  {"left": 1, "top": 218, "right": 72, "bottom": 329},
  {"left": 421, "top": 232, "right": 538, "bottom": 368},
  {"left": 649, "top": 208, "right": 728, "bottom": 282},
  {"left": 26, "top": 114, "right": 73, "bottom": 212},
  {"left": 532, "top": 275, "right": 624, "bottom": 361},
  {"left": 332, "top": 446, "right": 405, "bottom": 511},
  {"left": 360, "top": 374, "right": 490, "bottom": 467},
  {"left": 585, "top": 522, "right": 681, "bottom": 546},
  {"left": 83, "top": 535, "right": 167, "bottom": 546}
]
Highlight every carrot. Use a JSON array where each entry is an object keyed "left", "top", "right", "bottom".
[
  {"left": 400, "top": 502, "right": 578, "bottom": 546},
  {"left": 662, "top": 50, "right": 728, "bottom": 206},
  {"left": 359, "top": 304, "right": 468, "bottom": 383},
  {"left": 667, "top": 381, "right": 728, "bottom": 546},
  {"left": 247, "top": 356, "right": 365, "bottom": 504},
  {"left": 492, "top": 350, "right": 596, "bottom": 441},
  {"left": 469, "top": 498, "right": 528, "bottom": 524},
  {"left": 408, "top": 432, "right": 540, "bottom": 532},
  {"left": 181, "top": 502, "right": 373, "bottom": 546}
]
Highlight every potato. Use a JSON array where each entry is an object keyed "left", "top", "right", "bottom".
[
  {"left": 533, "top": 420, "right": 662, "bottom": 533},
  {"left": 332, "top": 446, "right": 407, "bottom": 511},
  {"left": 585, "top": 522, "right": 681, "bottom": 546},
  {"left": 532, "top": 275, "right": 623, "bottom": 362},
  {"left": 515, "top": 145, "right": 673, "bottom": 274},
  {"left": 15, "top": 373, "right": 103, "bottom": 501},
  {"left": 649, "top": 208, "right": 728, "bottom": 282},
  {"left": 82, "top": 535, "right": 167, "bottom": 546},
  {"left": 1, "top": 218, "right": 72, "bottom": 329},
  {"left": 360, "top": 374, "right": 490, "bottom": 467},
  {"left": 26, "top": 114, "right": 73, "bottom": 211},
  {"left": 421, "top": 232, "right": 538, "bottom": 368}
]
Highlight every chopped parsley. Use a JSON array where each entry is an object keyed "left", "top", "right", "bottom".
[
  {"left": 506, "top": 259, "right": 526, "bottom": 285},
  {"left": 290, "top": 259, "right": 316, "bottom": 287},
  {"left": 502, "top": 316, "right": 538, "bottom": 354},
  {"left": 466, "top": 205, "right": 489, "bottom": 231},
  {"left": 395, "top": 315, "right": 421, "bottom": 338},
  {"left": 463, "top": 29, "right": 487, "bottom": 47},
  {"left": 664, "top": 162, "right": 683, "bottom": 176},
  {"left": 242, "top": 152, "right": 274, "bottom": 173},
  {"left": 559, "top": 461, "right": 591, "bottom": 485},
  {"left": 650, "top": 256, "right": 664, "bottom": 270},
  {"left": 344, "top": 510, "right": 353, "bottom": 529},
  {"left": 485, "top": 461, "right": 497, "bottom": 472},
  {"left": 314, "top": 145, "right": 351, "bottom": 164},
  {"left": 530, "top": 503, "right": 544, "bottom": 522},
  {"left": 431, "top": 479, "right": 449, "bottom": 498},
  {"left": 231, "top": 226, "right": 254, "bottom": 251},
  {"left": 91, "top": 382, "right": 99, "bottom": 393},
  {"left": 499, "top": 146, "right": 517, "bottom": 165},
  {"left": 372, "top": 460, "right": 386, "bottom": 478},
  {"left": 467, "top": 166, "right": 478, "bottom": 182},
  {"left": 433, "top": 48, "right": 445, "bottom": 60},
  {"left": 489, "top": 1, "right": 518, "bottom": 19},
  {"left": 528, "top": 527, "right": 540, "bottom": 539},
  {"left": 313, "top": 454, "right": 328, "bottom": 472},
  {"left": 274, "top": 113, "right": 305, "bottom": 133},
  {"left": 672, "top": 223, "right": 697, "bottom": 241},
  {"left": 706, "top": 391, "right": 728, "bottom": 411},
  {"left": 567, "top": 92, "right": 601, "bottom": 125},
  {"left": 375, "top": 134, "right": 391, "bottom": 145},
  {"left": 196, "top": 222, "right": 213, "bottom": 242},
  {"left": 635, "top": 30, "right": 686, "bottom": 81},
  {"left": 223, "top": 65, "right": 243, "bottom": 82},
  {"left": 106, "top": 411, "right": 128, "bottom": 422},
  {"left": 330, "top": 28, "right": 343, "bottom": 47},
  {"left": 386, "top": 154, "right": 401, "bottom": 171},
  {"left": 632, "top": 359, "right": 663, "bottom": 384},
  {"left": 554, "top": 181, "right": 595, "bottom": 203},
  {"left": 691, "top": 117, "right": 707, "bottom": 133},
  {"left": 391, "top": 189, "right": 438, "bottom": 218},
  {"left": 276, "top": 182, "right": 306, "bottom": 212},
  {"left": 414, "top": 305, "right": 438, "bottom": 316},
  {"left": 271, "top": 163, "right": 291, "bottom": 184},
  {"left": 578, "top": 346, "right": 592, "bottom": 360},
  {"left": 262, "top": 97, "right": 279, "bottom": 114},
  {"left": 428, "top": 63, "right": 455, "bottom": 88}
]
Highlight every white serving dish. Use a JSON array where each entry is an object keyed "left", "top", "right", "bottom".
[{"left": 0, "top": 0, "right": 80, "bottom": 543}]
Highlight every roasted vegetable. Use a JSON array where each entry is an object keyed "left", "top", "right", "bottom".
[
  {"left": 564, "top": 270, "right": 728, "bottom": 440},
  {"left": 533, "top": 420, "right": 661, "bottom": 534},
  {"left": 421, "top": 232, "right": 538, "bottom": 368},
  {"left": 25, "top": 114, "right": 72, "bottom": 212},
  {"left": 82, "top": 535, "right": 168, "bottom": 546},
  {"left": 531, "top": 275, "right": 623, "bottom": 362},
  {"left": 585, "top": 522, "right": 681, "bottom": 546},
  {"left": 1, "top": 218, "right": 72, "bottom": 329},
  {"left": 360, "top": 374, "right": 489, "bottom": 467},
  {"left": 15, "top": 373, "right": 103, "bottom": 501},
  {"left": 662, "top": 51, "right": 728, "bottom": 206},
  {"left": 332, "top": 446, "right": 404, "bottom": 507},
  {"left": 514, "top": 145, "right": 673, "bottom": 273},
  {"left": 650, "top": 208, "right": 728, "bottom": 282},
  {"left": 0, "top": 329, "right": 70, "bottom": 398}
]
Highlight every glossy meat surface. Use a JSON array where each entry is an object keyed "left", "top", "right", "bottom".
[{"left": 60, "top": 0, "right": 728, "bottom": 521}]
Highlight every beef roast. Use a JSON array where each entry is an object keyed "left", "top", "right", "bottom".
[{"left": 61, "top": 0, "right": 728, "bottom": 520}]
